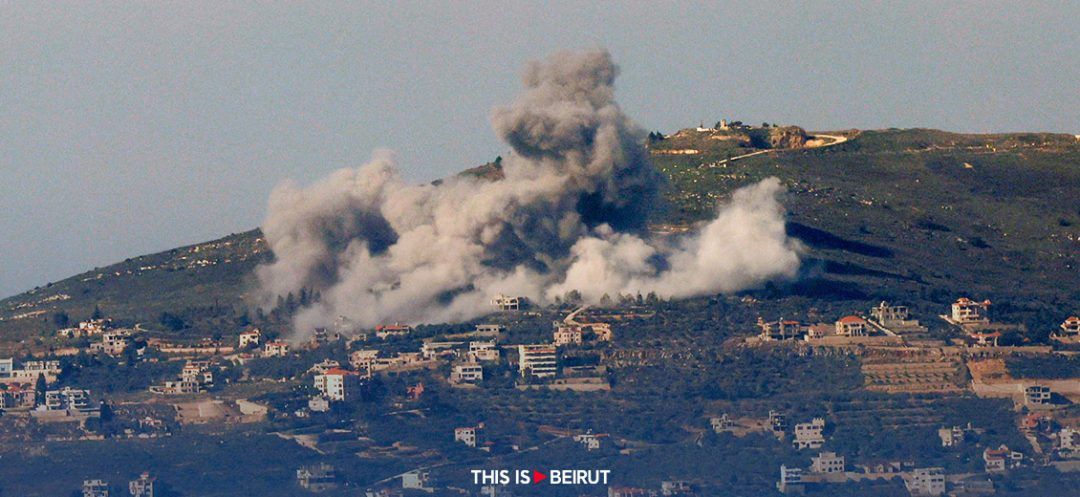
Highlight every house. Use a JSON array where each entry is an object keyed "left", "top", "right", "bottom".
[
  {"left": 951, "top": 298, "right": 991, "bottom": 325},
  {"left": 314, "top": 368, "right": 361, "bottom": 402},
  {"left": 553, "top": 325, "right": 583, "bottom": 346},
  {"left": 475, "top": 324, "right": 504, "bottom": 334},
  {"left": 93, "top": 329, "right": 133, "bottom": 356},
  {"left": 1056, "top": 316, "right": 1080, "bottom": 338},
  {"left": 804, "top": 324, "right": 831, "bottom": 340},
  {"left": 129, "top": 472, "right": 156, "bottom": 497},
  {"left": 421, "top": 341, "right": 462, "bottom": 360},
  {"left": 454, "top": 424, "right": 483, "bottom": 447},
  {"left": 468, "top": 341, "right": 500, "bottom": 362},
  {"left": 769, "top": 410, "right": 788, "bottom": 435},
  {"left": 870, "top": 302, "right": 913, "bottom": 327},
  {"left": 308, "top": 359, "right": 342, "bottom": 376},
  {"left": 517, "top": 344, "right": 557, "bottom": 378},
  {"left": 938, "top": 425, "right": 966, "bottom": 447},
  {"left": 401, "top": 470, "right": 431, "bottom": 491},
  {"left": 2, "top": 359, "right": 63, "bottom": 383},
  {"left": 776, "top": 465, "right": 804, "bottom": 494},
  {"left": 491, "top": 294, "right": 523, "bottom": 311},
  {"left": 1025, "top": 385, "right": 1052, "bottom": 406},
  {"left": 350, "top": 349, "right": 380, "bottom": 371},
  {"left": 758, "top": 318, "right": 805, "bottom": 341},
  {"left": 793, "top": 418, "right": 826, "bottom": 449},
  {"left": 297, "top": 463, "right": 338, "bottom": 492},
  {"left": 375, "top": 324, "right": 412, "bottom": 339},
  {"left": 1058, "top": 427, "right": 1079, "bottom": 452},
  {"left": 983, "top": 445, "right": 1023, "bottom": 473},
  {"left": 60, "top": 319, "right": 109, "bottom": 338},
  {"left": 574, "top": 432, "right": 608, "bottom": 451},
  {"left": 586, "top": 322, "right": 613, "bottom": 341},
  {"left": 264, "top": 341, "right": 290, "bottom": 357},
  {"left": 834, "top": 316, "right": 868, "bottom": 337},
  {"left": 0, "top": 385, "right": 37, "bottom": 409},
  {"left": 968, "top": 331, "right": 1001, "bottom": 347},
  {"left": 181, "top": 360, "right": 214, "bottom": 386},
  {"left": 239, "top": 329, "right": 262, "bottom": 348},
  {"left": 904, "top": 467, "right": 945, "bottom": 496},
  {"left": 710, "top": 414, "right": 735, "bottom": 433},
  {"left": 660, "top": 480, "right": 692, "bottom": 495},
  {"left": 83, "top": 479, "right": 110, "bottom": 497},
  {"left": 308, "top": 396, "right": 331, "bottom": 413},
  {"left": 42, "top": 387, "right": 93, "bottom": 411},
  {"left": 810, "top": 452, "right": 845, "bottom": 474},
  {"left": 450, "top": 362, "right": 484, "bottom": 385}
]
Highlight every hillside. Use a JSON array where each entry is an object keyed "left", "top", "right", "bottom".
[{"left": 1, "top": 128, "right": 1078, "bottom": 348}]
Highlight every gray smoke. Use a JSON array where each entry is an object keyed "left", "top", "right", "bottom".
[{"left": 255, "top": 49, "right": 801, "bottom": 339}]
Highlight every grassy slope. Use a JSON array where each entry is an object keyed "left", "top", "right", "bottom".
[{"left": 1, "top": 128, "right": 1077, "bottom": 344}]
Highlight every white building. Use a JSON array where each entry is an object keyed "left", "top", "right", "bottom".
[
  {"left": 517, "top": 344, "right": 557, "bottom": 378},
  {"left": 375, "top": 324, "right": 412, "bottom": 339},
  {"left": 710, "top": 414, "right": 734, "bottom": 433},
  {"left": 43, "top": 387, "right": 92, "bottom": 411},
  {"left": 83, "top": 479, "right": 110, "bottom": 497},
  {"left": 129, "top": 472, "right": 156, "bottom": 497},
  {"left": 776, "top": 465, "right": 803, "bottom": 494},
  {"left": 938, "top": 426, "right": 966, "bottom": 447},
  {"left": 450, "top": 362, "right": 484, "bottom": 385},
  {"left": 308, "top": 396, "right": 331, "bottom": 413},
  {"left": 239, "top": 329, "right": 262, "bottom": 348},
  {"left": 297, "top": 463, "right": 337, "bottom": 492},
  {"left": 468, "top": 341, "right": 500, "bottom": 362},
  {"left": 491, "top": 294, "right": 522, "bottom": 311},
  {"left": 905, "top": 467, "right": 945, "bottom": 496},
  {"left": 264, "top": 341, "right": 290, "bottom": 357},
  {"left": 834, "top": 316, "right": 868, "bottom": 337},
  {"left": 810, "top": 452, "right": 845, "bottom": 474},
  {"left": 455, "top": 425, "right": 483, "bottom": 447},
  {"left": 553, "top": 325, "right": 583, "bottom": 346},
  {"left": 314, "top": 368, "right": 360, "bottom": 402},
  {"left": 401, "top": 470, "right": 430, "bottom": 491},
  {"left": 573, "top": 432, "right": 607, "bottom": 451},
  {"left": 793, "top": 418, "right": 826, "bottom": 449},
  {"left": 951, "top": 298, "right": 991, "bottom": 324},
  {"left": 1059, "top": 427, "right": 1079, "bottom": 452}
]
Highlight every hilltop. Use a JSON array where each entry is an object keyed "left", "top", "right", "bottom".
[{"left": 1, "top": 127, "right": 1078, "bottom": 349}]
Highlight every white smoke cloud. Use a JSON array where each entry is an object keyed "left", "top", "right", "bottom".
[{"left": 254, "top": 49, "right": 801, "bottom": 338}]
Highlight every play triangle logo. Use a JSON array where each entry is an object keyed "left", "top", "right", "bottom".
[{"left": 532, "top": 470, "right": 548, "bottom": 484}]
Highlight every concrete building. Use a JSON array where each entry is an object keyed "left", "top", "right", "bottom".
[
  {"left": 297, "top": 463, "right": 337, "bottom": 492},
  {"left": 308, "top": 396, "right": 331, "bottom": 413},
  {"left": 776, "top": 465, "right": 804, "bottom": 494},
  {"left": 793, "top": 418, "right": 826, "bottom": 449},
  {"left": 83, "top": 479, "right": 110, "bottom": 497},
  {"left": 904, "top": 467, "right": 945, "bottom": 496},
  {"left": 0, "top": 385, "right": 36, "bottom": 409},
  {"left": 468, "top": 341, "right": 500, "bottom": 362},
  {"left": 758, "top": 318, "right": 805, "bottom": 341},
  {"left": 350, "top": 349, "right": 380, "bottom": 371},
  {"left": 710, "top": 414, "right": 734, "bottom": 433},
  {"left": 870, "top": 302, "right": 913, "bottom": 326},
  {"left": 1025, "top": 385, "right": 1052, "bottom": 406},
  {"left": 128, "top": 472, "right": 156, "bottom": 497},
  {"left": 238, "top": 329, "right": 262, "bottom": 348},
  {"left": 43, "top": 387, "right": 92, "bottom": 411},
  {"left": 94, "top": 329, "right": 133, "bottom": 356},
  {"left": 951, "top": 298, "right": 991, "bottom": 324},
  {"left": 314, "top": 368, "right": 360, "bottom": 402},
  {"left": 660, "top": 480, "right": 692, "bottom": 495},
  {"left": 983, "top": 445, "right": 1022, "bottom": 473},
  {"left": 810, "top": 452, "right": 845, "bottom": 474},
  {"left": 834, "top": 316, "right": 868, "bottom": 337},
  {"left": 769, "top": 410, "right": 788, "bottom": 435},
  {"left": 401, "top": 470, "right": 430, "bottom": 491},
  {"left": 420, "top": 341, "right": 462, "bottom": 360},
  {"left": 574, "top": 432, "right": 608, "bottom": 451},
  {"left": 518, "top": 344, "right": 557, "bottom": 378},
  {"left": 455, "top": 424, "right": 483, "bottom": 447},
  {"left": 450, "top": 362, "right": 484, "bottom": 385},
  {"left": 553, "top": 325, "right": 583, "bottom": 346},
  {"left": 1058, "top": 316, "right": 1080, "bottom": 338},
  {"left": 375, "top": 324, "right": 412, "bottom": 339},
  {"left": 938, "top": 426, "right": 966, "bottom": 447},
  {"left": 1059, "top": 427, "right": 1080, "bottom": 452},
  {"left": 475, "top": 324, "right": 504, "bottom": 334},
  {"left": 491, "top": 294, "right": 523, "bottom": 311},
  {"left": 264, "top": 341, "right": 290, "bottom": 357}
]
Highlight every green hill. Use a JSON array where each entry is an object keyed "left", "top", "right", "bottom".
[{"left": 2, "top": 128, "right": 1078, "bottom": 349}]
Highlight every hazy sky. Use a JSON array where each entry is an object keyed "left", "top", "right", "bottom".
[{"left": 1, "top": 2, "right": 1077, "bottom": 298}]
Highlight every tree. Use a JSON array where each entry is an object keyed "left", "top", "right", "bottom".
[
  {"left": 52, "top": 311, "right": 70, "bottom": 328},
  {"left": 91, "top": 305, "right": 104, "bottom": 320},
  {"left": 34, "top": 373, "right": 47, "bottom": 406}
]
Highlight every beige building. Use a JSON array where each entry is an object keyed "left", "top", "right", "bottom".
[{"left": 518, "top": 344, "right": 557, "bottom": 378}]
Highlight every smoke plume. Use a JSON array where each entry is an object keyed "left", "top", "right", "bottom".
[{"left": 255, "top": 49, "right": 801, "bottom": 338}]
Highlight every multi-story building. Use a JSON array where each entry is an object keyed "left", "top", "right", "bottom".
[
  {"left": 1059, "top": 316, "right": 1080, "bottom": 338},
  {"left": 553, "top": 325, "right": 583, "bottom": 346},
  {"left": 1059, "top": 427, "right": 1080, "bottom": 452},
  {"left": 904, "top": 467, "right": 945, "bottom": 496},
  {"left": 758, "top": 318, "right": 805, "bottom": 341},
  {"left": 776, "top": 465, "right": 803, "bottom": 494},
  {"left": 450, "top": 362, "right": 484, "bottom": 385},
  {"left": 83, "top": 479, "right": 110, "bottom": 497},
  {"left": 454, "top": 424, "right": 483, "bottom": 447},
  {"left": 474, "top": 324, "right": 504, "bottom": 335},
  {"left": 401, "top": 470, "right": 430, "bottom": 491},
  {"left": 468, "top": 341, "right": 500, "bottom": 362},
  {"left": 314, "top": 368, "right": 360, "bottom": 402},
  {"left": 793, "top": 418, "right": 826, "bottom": 449},
  {"left": 574, "top": 432, "right": 607, "bottom": 451},
  {"left": 834, "top": 316, "right": 868, "bottom": 337},
  {"left": 951, "top": 298, "right": 991, "bottom": 324},
  {"left": 297, "top": 463, "right": 338, "bottom": 492},
  {"left": 710, "top": 414, "right": 734, "bottom": 433},
  {"left": 491, "top": 294, "right": 523, "bottom": 311},
  {"left": 810, "top": 452, "right": 845, "bottom": 474},
  {"left": 93, "top": 329, "right": 133, "bottom": 356},
  {"left": 43, "top": 387, "right": 92, "bottom": 411},
  {"left": 983, "top": 445, "right": 1023, "bottom": 473},
  {"left": 517, "top": 344, "right": 557, "bottom": 378},
  {"left": 938, "top": 426, "right": 966, "bottom": 447},
  {"left": 1025, "top": 385, "right": 1052, "bottom": 406},
  {"left": 263, "top": 341, "right": 290, "bottom": 357},
  {"left": 375, "top": 324, "right": 412, "bottom": 339},
  {"left": 238, "top": 329, "right": 262, "bottom": 348},
  {"left": 129, "top": 472, "right": 156, "bottom": 497}
]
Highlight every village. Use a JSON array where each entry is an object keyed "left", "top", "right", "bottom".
[{"left": 0, "top": 288, "right": 1077, "bottom": 497}]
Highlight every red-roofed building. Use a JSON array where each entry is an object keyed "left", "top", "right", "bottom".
[
  {"left": 264, "top": 341, "right": 290, "bottom": 357},
  {"left": 1058, "top": 317, "right": 1080, "bottom": 338},
  {"left": 314, "top": 368, "right": 360, "bottom": 401},
  {"left": 835, "top": 316, "right": 868, "bottom": 337},
  {"left": 951, "top": 298, "right": 991, "bottom": 324}
]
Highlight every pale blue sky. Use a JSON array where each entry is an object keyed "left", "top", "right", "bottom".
[{"left": 2, "top": 1, "right": 1077, "bottom": 298}]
